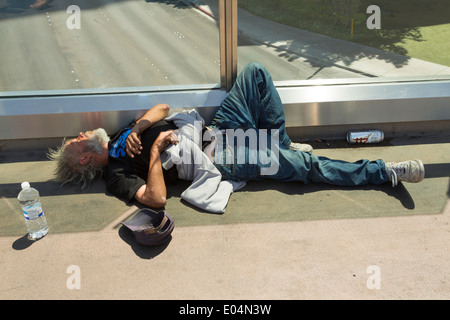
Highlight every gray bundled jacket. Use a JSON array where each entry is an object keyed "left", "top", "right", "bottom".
[{"left": 161, "top": 110, "right": 246, "bottom": 213}]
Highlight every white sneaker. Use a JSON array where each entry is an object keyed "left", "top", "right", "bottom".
[
  {"left": 385, "top": 160, "right": 425, "bottom": 187},
  {"left": 289, "top": 142, "right": 313, "bottom": 153}
]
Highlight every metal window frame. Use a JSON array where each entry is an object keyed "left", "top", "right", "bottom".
[{"left": 219, "top": 0, "right": 238, "bottom": 91}]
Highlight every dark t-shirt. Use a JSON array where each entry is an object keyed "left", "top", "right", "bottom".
[{"left": 104, "top": 120, "right": 178, "bottom": 203}]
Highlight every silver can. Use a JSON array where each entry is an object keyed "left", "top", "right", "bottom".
[{"left": 347, "top": 130, "right": 384, "bottom": 144}]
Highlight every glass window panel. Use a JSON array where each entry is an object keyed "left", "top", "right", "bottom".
[
  {"left": 0, "top": 0, "right": 220, "bottom": 93},
  {"left": 237, "top": 0, "right": 450, "bottom": 81}
]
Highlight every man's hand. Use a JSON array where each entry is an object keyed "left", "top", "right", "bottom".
[
  {"left": 126, "top": 103, "right": 171, "bottom": 158},
  {"left": 126, "top": 127, "right": 143, "bottom": 158},
  {"left": 152, "top": 130, "right": 178, "bottom": 154}
]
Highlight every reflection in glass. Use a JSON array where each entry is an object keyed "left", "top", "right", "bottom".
[
  {"left": 0, "top": 0, "right": 220, "bottom": 92},
  {"left": 237, "top": 0, "right": 450, "bottom": 81}
]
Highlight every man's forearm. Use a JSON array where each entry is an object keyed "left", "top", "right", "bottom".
[
  {"left": 126, "top": 104, "right": 170, "bottom": 158},
  {"left": 133, "top": 130, "right": 175, "bottom": 207},
  {"left": 134, "top": 104, "right": 170, "bottom": 134},
  {"left": 134, "top": 148, "right": 167, "bottom": 208}
]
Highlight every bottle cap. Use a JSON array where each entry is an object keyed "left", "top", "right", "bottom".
[{"left": 21, "top": 182, "right": 30, "bottom": 189}]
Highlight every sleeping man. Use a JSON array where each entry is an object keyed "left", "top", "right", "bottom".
[{"left": 48, "top": 63, "right": 425, "bottom": 213}]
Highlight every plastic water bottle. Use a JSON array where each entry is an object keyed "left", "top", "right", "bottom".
[{"left": 18, "top": 182, "right": 48, "bottom": 240}]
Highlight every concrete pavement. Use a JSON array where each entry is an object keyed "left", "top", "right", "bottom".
[
  {"left": 1, "top": 135, "right": 449, "bottom": 300},
  {"left": 1, "top": 203, "right": 449, "bottom": 299}
]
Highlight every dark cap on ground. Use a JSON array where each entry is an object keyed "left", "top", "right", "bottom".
[{"left": 122, "top": 208, "right": 174, "bottom": 246}]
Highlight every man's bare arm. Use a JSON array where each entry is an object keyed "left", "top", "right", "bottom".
[
  {"left": 133, "top": 130, "right": 177, "bottom": 208},
  {"left": 126, "top": 104, "right": 170, "bottom": 158}
]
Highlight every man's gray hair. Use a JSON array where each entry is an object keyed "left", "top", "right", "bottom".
[{"left": 47, "top": 129, "right": 110, "bottom": 189}]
